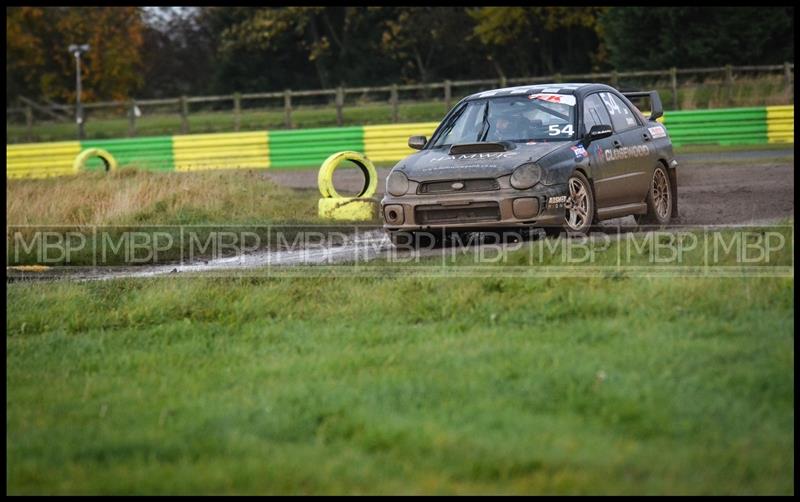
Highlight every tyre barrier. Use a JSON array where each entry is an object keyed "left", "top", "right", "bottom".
[
  {"left": 73, "top": 148, "right": 118, "bottom": 173},
  {"left": 318, "top": 197, "right": 378, "bottom": 220},
  {"left": 317, "top": 151, "right": 378, "bottom": 220}
]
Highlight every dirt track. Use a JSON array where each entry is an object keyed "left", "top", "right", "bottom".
[{"left": 672, "top": 161, "right": 794, "bottom": 225}]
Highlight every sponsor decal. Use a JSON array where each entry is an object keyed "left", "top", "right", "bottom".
[
  {"left": 625, "top": 116, "right": 636, "bottom": 125},
  {"left": 429, "top": 152, "right": 520, "bottom": 163},
  {"left": 529, "top": 93, "right": 576, "bottom": 106},
  {"left": 603, "top": 144, "right": 650, "bottom": 162},
  {"left": 570, "top": 145, "right": 588, "bottom": 159},
  {"left": 600, "top": 92, "right": 622, "bottom": 115},
  {"left": 547, "top": 195, "right": 568, "bottom": 208},
  {"left": 541, "top": 87, "right": 560, "bottom": 93},
  {"left": 593, "top": 144, "right": 604, "bottom": 162},
  {"left": 648, "top": 125, "right": 667, "bottom": 139}
]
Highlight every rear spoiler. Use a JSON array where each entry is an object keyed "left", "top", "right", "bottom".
[{"left": 622, "top": 90, "right": 663, "bottom": 121}]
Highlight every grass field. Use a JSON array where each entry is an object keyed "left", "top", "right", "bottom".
[
  {"left": 6, "top": 224, "right": 795, "bottom": 494},
  {"left": 6, "top": 75, "right": 793, "bottom": 143},
  {"left": 6, "top": 101, "right": 446, "bottom": 144}
]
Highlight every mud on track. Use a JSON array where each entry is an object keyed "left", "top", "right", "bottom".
[{"left": 7, "top": 151, "right": 794, "bottom": 282}]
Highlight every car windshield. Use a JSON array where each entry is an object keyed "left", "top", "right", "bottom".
[{"left": 431, "top": 93, "right": 577, "bottom": 147}]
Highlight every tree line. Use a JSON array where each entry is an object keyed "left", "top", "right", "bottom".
[{"left": 6, "top": 6, "right": 794, "bottom": 104}]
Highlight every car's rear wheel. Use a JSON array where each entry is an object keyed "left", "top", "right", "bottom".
[
  {"left": 563, "top": 171, "right": 595, "bottom": 234},
  {"left": 635, "top": 165, "right": 672, "bottom": 225}
]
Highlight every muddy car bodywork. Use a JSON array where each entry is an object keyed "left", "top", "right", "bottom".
[{"left": 381, "top": 83, "right": 678, "bottom": 235}]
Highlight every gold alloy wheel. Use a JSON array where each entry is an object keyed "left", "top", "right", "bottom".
[
  {"left": 652, "top": 167, "right": 671, "bottom": 220},
  {"left": 566, "top": 176, "right": 590, "bottom": 230}
]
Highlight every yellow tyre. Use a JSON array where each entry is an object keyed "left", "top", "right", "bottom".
[
  {"left": 73, "top": 148, "right": 118, "bottom": 173},
  {"left": 318, "top": 197, "right": 377, "bottom": 221},
  {"left": 317, "top": 151, "right": 377, "bottom": 199}
]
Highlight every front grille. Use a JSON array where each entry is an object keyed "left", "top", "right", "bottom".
[
  {"left": 415, "top": 202, "right": 501, "bottom": 224},
  {"left": 417, "top": 178, "right": 500, "bottom": 194}
]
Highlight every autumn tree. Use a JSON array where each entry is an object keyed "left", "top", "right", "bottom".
[
  {"left": 379, "top": 7, "right": 483, "bottom": 84},
  {"left": 469, "top": 7, "right": 609, "bottom": 78},
  {"left": 6, "top": 7, "right": 145, "bottom": 104},
  {"left": 139, "top": 7, "right": 215, "bottom": 98}
]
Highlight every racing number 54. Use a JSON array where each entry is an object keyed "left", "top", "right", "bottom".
[{"left": 548, "top": 124, "right": 574, "bottom": 136}]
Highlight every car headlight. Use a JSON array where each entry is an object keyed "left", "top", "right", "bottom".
[
  {"left": 510, "top": 163, "right": 542, "bottom": 190},
  {"left": 387, "top": 171, "right": 409, "bottom": 196}
]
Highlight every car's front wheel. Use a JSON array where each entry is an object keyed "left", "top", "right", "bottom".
[
  {"left": 563, "top": 171, "right": 595, "bottom": 234},
  {"left": 635, "top": 165, "right": 672, "bottom": 225}
]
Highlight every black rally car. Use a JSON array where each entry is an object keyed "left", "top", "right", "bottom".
[{"left": 381, "top": 83, "right": 678, "bottom": 244}]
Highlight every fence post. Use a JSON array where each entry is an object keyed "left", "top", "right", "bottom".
[
  {"left": 670, "top": 67, "right": 679, "bottom": 110},
  {"left": 128, "top": 99, "right": 137, "bottom": 137},
  {"left": 284, "top": 89, "right": 293, "bottom": 129},
  {"left": 335, "top": 87, "right": 344, "bottom": 126},
  {"left": 444, "top": 80, "right": 452, "bottom": 110},
  {"left": 76, "top": 103, "right": 86, "bottom": 140},
  {"left": 724, "top": 65, "right": 734, "bottom": 106},
  {"left": 554, "top": 73, "right": 562, "bottom": 84},
  {"left": 499, "top": 75, "right": 507, "bottom": 88},
  {"left": 390, "top": 84, "right": 399, "bottom": 123},
  {"left": 611, "top": 70, "right": 619, "bottom": 88},
  {"left": 179, "top": 95, "right": 189, "bottom": 134},
  {"left": 233, "top": 93, "right": 241, "bottom": 132},
  {"left": 25, "top": 106, "right": 33, "bottom": 141},
  {"left": 784, "top": 61, "right": 793, "bottom": 89}
]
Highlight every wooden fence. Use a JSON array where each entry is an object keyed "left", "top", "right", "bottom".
[{"left": 7, "top": 63, "right": 794, "bottom": 141}]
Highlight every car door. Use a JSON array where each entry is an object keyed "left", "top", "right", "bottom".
[
  {"left": 582, "top": 92, "right": 626, "bottom": 208},
  {"left": 596, "top": 92, "right": 652, "bottom": 205}
]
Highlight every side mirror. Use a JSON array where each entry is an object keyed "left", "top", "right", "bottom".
[
  {"left": 408, "top": 135, "right": 427, "bottom": 150},
  {"left": 583, "top": 124, "right": 613, "bottom": 145}
]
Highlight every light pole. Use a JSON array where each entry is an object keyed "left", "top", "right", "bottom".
[{"left": 68, "top": 44, "right": 90, "bottom": 139}]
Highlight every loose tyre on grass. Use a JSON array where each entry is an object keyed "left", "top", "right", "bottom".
[{"left": 73, "top": 148, "right": 118, "bottom": 173}]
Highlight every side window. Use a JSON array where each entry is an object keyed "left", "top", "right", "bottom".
[
  {"left": 599, "top": 92, "right": 640, "bottom": 133},
  {"left": 583, "top": 94, "right": 613, "bottom": 133}
]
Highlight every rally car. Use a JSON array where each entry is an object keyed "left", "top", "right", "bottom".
[{"left": 381, "top": 83, "right": 678, "bottom": 245}]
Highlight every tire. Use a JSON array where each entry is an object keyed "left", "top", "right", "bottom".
[
  {"left": 562, "top": 171, "right": 595, "bottom": 235},
  {"left": 635, "top": 165, "right": 673, "bottom": 225}
]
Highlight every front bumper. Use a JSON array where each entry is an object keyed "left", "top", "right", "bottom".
[{"left": 381, "top": 181, "right": 569, "bottom": 232}]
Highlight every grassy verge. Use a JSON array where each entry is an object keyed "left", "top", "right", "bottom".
[
  {"left": 674, "top": 142, "right": 794, "bottom": 154},
  {"left": 6, "top": 226, "right": 794, "bottom": 494},
  {"left": 6, "top": 168, "right": 346, "bottom": 266},
  {"left": 6, "top": 101, "right": 448, "bottom": 144}
]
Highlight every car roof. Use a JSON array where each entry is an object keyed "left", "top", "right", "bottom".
[{"left": 463, "top": 83, "right": 615, "bottom": 101}]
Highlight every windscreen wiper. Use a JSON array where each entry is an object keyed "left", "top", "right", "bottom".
[{"left": 478, "top": 100, "right": 491, "bottom": 142}]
